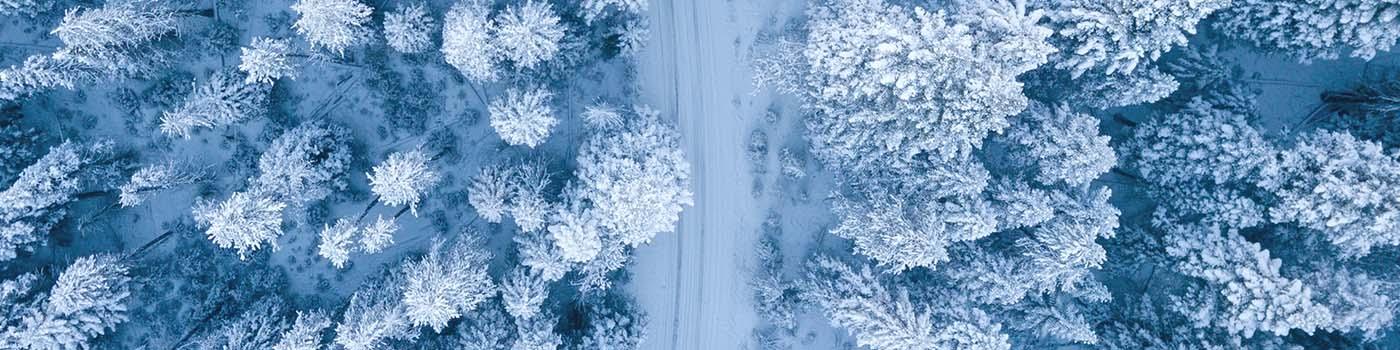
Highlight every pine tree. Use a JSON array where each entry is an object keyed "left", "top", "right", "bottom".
[
  {"left": 48, "top": 2, "right": 177, "bottom": 77},
  {"left": 1216, "top": 0, "right": 1400, "bottom": 62},
  {"left": 291, "top": 0, "right": 372, "bottom": 55},
  {"left": 401, "top": 237, "right": 495, "bottom": 332},
  {"left": 334, "top": 272, "right": 415, "bottom": 350},
  {"left": 573, "top": 108, "right": 692, "bottom": 247},
  {"left": 1044, "top": 0, "right": 1230, "bottom": 78},
  {"left": 0, "top": 142, "right": 105, "bottom": 262},
  {"left": 118, "top": 161, "right": 207, "bottom": 207},
  {"left": 455, "top": 301, "right": 515, "bottom": 350},
  {"left": 548, "top": 184, "right": 603, "bottom": 263},
  {"left": 1123, "top": 99, "right": 1275, "bottom": 187},
  {"left": 579, "top": 0, "right": 646, "bottom": 24},
  {"left": 829, "top": 190, "right": 996, "bottom": 272},
  {"left": 515, "top": 229, "right": 572, "bottom": 283},
  {"left": 513, "top": 312, "right": 562, "bottom": 350},
  {"left": 571, "top": 297, "right": 649, "bottom": 350},
  {"left": 1308, "top": 268, "right": 1395, "bottom": 340},
  {"left": 1001, "top": 103, "right": 1114, "bottom": 187},
  {"left": 383, "top": 3, "right": 436, "bottom": 54},
  {"left": 0, "top": 55, "right": 98, "bottom": 102},
  {"left": 469, "top": 164, "right": 513, "bottom": 223},
  {"left": 1, "top": 255, "right": 131, "bottom": 350},
  {"left": 194, "top": 297, "right": 287, "bottom": 350},
  {"left": 985, "top": 179, "right": 1055, "bottom": 231},
  {"left": 500, "top": 268, "right": 548, "bottom": 320},
  {"left": 368, "top": 148, "right": 440, "bottom": 215},
  {"left": 0, "top": 0, "right": 46, "bottom": 18},
  {"left": 580, "top": 103, "right": 624, "bottom": 131},
  {"left": 273, "top": 310, "right": 332, "bottom": 350},
  {"left": 160, "top": 71, "right": 270, "bottom": 139},
  {"left": 360, "top": 215, "right": 397, "bottom": 254},
  {"left": 495, "top": 0, "right": 565, "bottom": 70},
  {"left": 489, "top": 88, "right": 558, "bottom": 148},
  {"left": 442, "top": 0, "right": 500, "bottom": 82},
  {"left": 509, "top": 162, "right": 551, "bottom": 232},
  {"left": 318, "top": 218, "right": 358, "bottom": 268},
  {"left": 252, "top": 121, "right": 353, "bottom": 206},
  {"left": 1264, "top": 131, "right": 1400, "bottom": 257},
  {"left": 193, "top": 192, "right": 287, "bottom": 259},
  {"left": 239, "top": 37, "right": 299, "bottom": 85}
]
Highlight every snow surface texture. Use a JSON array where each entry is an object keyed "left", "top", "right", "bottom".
[{"left": 6, "top": 0, "right": 1400, "bottom": 349}]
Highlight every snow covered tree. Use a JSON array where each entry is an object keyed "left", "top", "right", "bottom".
[
  {"left": 799, "top": 256, "right": 1011, "bottom": 350},
  {"left": 571, "top": 108, "right": 692, "bottom": 247},
  {"left": 0, "top": 142, "right": 85, "bottom": 262},
  {"left": 291, "top": 0, "right": 372, "bottom": 55},
  {"left": 118, "top": 161, "right": 207, "bottom": 207},
  {"left": 193, "top": 192, "right": 287, "bottom": 259},
  {"left": 383, "top": 3, "right": 436, "bottom": 54},
  {"left": 495, "top": 0, "right": 565, "bottom": 70},
  {"left": 1052, "top": 65, "right": 1179, "bottom": 109},
  {"left": 1163, "top": 223, "right": 1332, "bottom": 338},
  {"left": 1122, "top": 99, "right": 1275, "bottom": 187},
  {"left": 160, "top": 71, "right": 270, "bottom": 138},
  {"left": 570, "top": 297, "right": 649, "bottom": 350},
  {"left": 360, "top": 215, "right": 397, "bottom": 254},
  {"left": 401, "top": 237, "right": 495, "bottom": 332},
  {"left": 1017, "top": 188, "right": 1119, "bottom": 293},
  {"left": 0, "top": 255, "right": 130, "bottom": 350},
  {"left": 1044, "top": 0, "right": 1230, "bottom": 78},
  {"left": 548, "top": 184, "right": 603, "bottom": 263},
  {"left": 803, "top": 0, "right": 1054, "bottom": 173},
  {"left": 368, "top": 148, "right": 441, "bottom": 215},
  {"left": 508, "top": 162, "right": 551, "bottom": 232},
  {"left": 1264, "top": 131, "right": 1400, "bottom": 257},
  {"left": 829, "top": 190, "right": 996, "bottom": 272},
  {"left": 985, "top": 179, "right": 1055, "bottom": 231},
  {"left": 252, "top": 121, "right": 353, "bottom": 206},
  {"left": 516, "top": 229, "right": 572, "bottom": 283},
  {"left": 239, "top": 37, "right": 299, "bottom": 85},
  {"left": 334, "top": 272, "right": 415, "bottom": 350},
  {"left": 1001, "top": 103, "right": 1114, "bottom": 186},
  {"left": 500, "top": 268, "right": 548, "bottom": 320},
  {"left": 611, "top": 17, "right": 649, "bottom": 58},
  {"left": 469, "top": 164, "right": 513, "bottom": 223},
  {"left": 318, "top": 218, "right": 358, "bottom": 268},
  {"left": 1216, "top": 0, "right": 1400, "bottom": 62},
  {"left": 194, "top": 297, "right": 287, "bottom": 350},
  {"left": 0, "top": 122, "right": 40, "bottom": 185},
  {"left": 513, "top": 312, "right": 562, "bottom": 350},
  {"left": 455, "top": 301, "right": 515, "bottom": 350},
  {"left": 489, "top": 88, "right": 558, "bottom": 148},
  {"left": 1308, "top": 268, "right": 1396, "bottom": 339},
  {"left": 0, "top": 55, "right": 97, "bottom": 101},
  {"left": 0, "top": 0, "right": 45, "bottom": 18},
  {"left": 51, "top": 3, "right": 177, "bottom": 52},
  {"left": 579, "top": 0, "right": 646, "bottom": 24},
  {"left": 441, "top": 0, "right": 499, "bottom": 82},
  {"left": 580, "top": 103, "right": 624, "bottom": 131},
  {"left": 273, "top": 310, "right": 332, "bottom": 350}
]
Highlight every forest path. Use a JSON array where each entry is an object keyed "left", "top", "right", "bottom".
[{"left": 630, "top": 0, "right": 763, "bottom": 349}]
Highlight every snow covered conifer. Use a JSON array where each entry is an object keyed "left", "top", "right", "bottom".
[
  {"left": 573, "top": 109, "right": 692, "bottom": 247},
  {"left": 401, "top": 237, "right": 495, "bottom": 332},
  {"left": 368, "top": 148, "right": 440, "bottom": 215},
  {"left": 455, "top": 302, "right": 515, "bottom": 350},
  {"left": 239, "top": 38, "right": 299, "bottom": 85},
  {"left": 513, "top": 312, "right": 562, "bottom": 350},
  {"left": 579, "top": 0, "right": 646, "bottom": 24},
  {"left": 494, "top": 0, "right": 564, "bottom": 70},
  {"left": 516, "top": 229, "right": 572, "bottom": 282},
  {"left": 1265, "top": 131, "right": 1400, "bottom": 257},
  {"left": 1002, "top": 103, "right": 1114, "bottom": 186},
  {"left": 194, "top": 192, "right": 286, "bottom": 259},
  {"left": 1123, "top": 99, "right": 1274, "bottom": 187},
  {"left": 273, "top": 310, "right": 332, "bottom": 350},
  {"left": 830, "top": 190, "right": 996, "bottom": 272},
  {"left": 573, "top": 297, "right": 649, "bottom": 350},
  {"left": 2, "top": 255, "right": 131, "bottom": 350},
  {"left": 1216, "top": 0, "right": 1400, "bottom": 62},
  {"left": 509, "top": 162, "right": 551, "bottom": 232},
  {"left": 500, "top": 268, "right": 548, "bottom": 320},
  {"left": 318, "top": 218, "right": 358, "bottom": 268},
  {"left": 0, "top": 55, "right": 95, "bottom": 102},
  {"left": 118, "top": 161, "right": 206, "bottom": 207},
  {"left": 548, "top": 185, "right": 603, "bottom": 263},
  {"left": 253, "top": 121, "right": 353, "bottom": 206},
  {"left": 441, "top": 0, "right": 499, "bottom": 82},
  {"left": 0, "top": 0, "right": 45, "bottom": 18},
  {"left": 359, "top": 215, "right": 397, "bottom": 254},
  {"left": 0, "top": 142, "right": 84, "bottom": 262},
  {"left": 291, "top": 0, "right": 372, "bottom": 55},
  {"left": 489, "top": 88, "right": 558, "bottom": 148},
  {"left": 383, "top": 3, "right": 436, "bottom": 54},
  {"left": 334, "top": 272, "right": 415, "bottom": 350},
  {"left": 469, "top": 164, "right": 512, "bottom": 223},
  {"left": 160, "top": 71, "right": 270, "bottom": 138},
  {"left": 580, "top": 103, "right": 624, "bottom": 131},
  {"left": 195, "top": 297, "right": 287, "bottom": 350},
  {"left": 51, "top": 3, "right": 177, "bottom": 51},
  {"left": 1045, "top": 0, "right": 1230, "bottom": 78}
]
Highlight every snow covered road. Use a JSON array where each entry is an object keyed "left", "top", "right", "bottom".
[{"left": 630, "top": 0, "right": 765, "bottom": 349}]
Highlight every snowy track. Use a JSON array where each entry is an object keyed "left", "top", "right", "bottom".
[{"left": 630, "top": 0, "right": 763, "bottom": 349}]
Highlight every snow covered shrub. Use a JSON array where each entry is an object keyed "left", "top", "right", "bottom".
[
  {"left": 572, "top": 107, "right": 692, "bottom": 247},
  {"left": 194, "top": 192, "right": 287, "bottom": 259},
  {"left": 160, "top": 71, "right": 270, "bottom": 138},
  {"left": 0, "top": 255, "right": 131, "bottom": 350},
  {"left": 240, "top": 37, "right": 299, "bottom": 85},
  {"left": 441, "top": 0, "right": 499, "bottom": 82},
  {"left": 1001, "top": 103, "right": 1114, "bottom": 186},
  {"left": 1216, "top": 0, "right": 1400, "bottom": 62},
  {"left": 291, "top": 0, "right": 372, "bottom": 55},
  {"left": 1123, "top": 99, "right": 1275, "bottom": 187},
  {"left": 1264, "top": 131, "right": 1400, "bottom": 257},
  {"left": 368, "top": 148, "right": 441, "bottom": 214},
  {"left": 495, "top": 0, "right": 565, "bottom": 70},
  {"left": 383, "top": 3, "right": 436, "bottom": 54},
  {"left": 802, "top": 0, "right": 1054, "bottom": 185},
  {"left": 0, "top": 142, "right": 99, "bottom": 262},
  {"left": 401, "top": 237, "right": 494, "bottom": 332},
  {"left": 118, "top": 161, "right": 207, "bottom": 207},
  {"left": 252, "top": 121, "right": 353, "bottom": 206},
  {"left": 488, "top": 88, "right": 558, "bottom": 148}
]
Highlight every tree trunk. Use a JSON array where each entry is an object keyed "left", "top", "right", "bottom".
[{"left": 126, "top": 230, "right": 176, "bottom": 260}]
